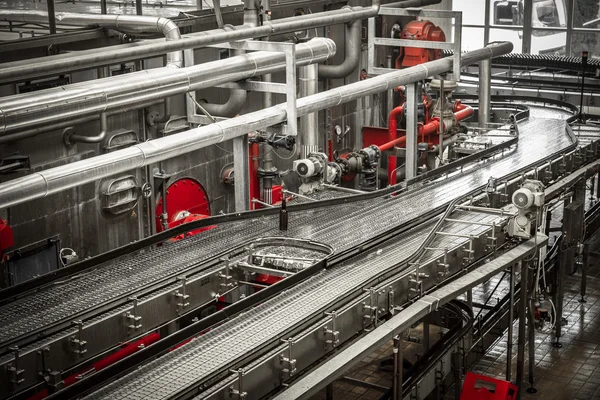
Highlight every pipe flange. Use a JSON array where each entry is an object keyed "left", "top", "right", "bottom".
[
  {"left": 63, "top": 127, "right": 76, "bottom": 147},
  {"left": 257, "top": 167, "right": 279, "bottom": 178}
]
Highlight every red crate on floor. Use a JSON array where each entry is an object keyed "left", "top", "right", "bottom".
[{"left": 460, "top": 372, "right": 518, "bottom": 400}]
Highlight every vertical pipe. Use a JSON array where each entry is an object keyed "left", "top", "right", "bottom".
[
  {"left": 299, "top": 63, "right": 320, "bottom": 158},
  {"left": 234, "top": 135, "right": 250, "bottom": 212},
  {"left": 101, "top": 0, "right": 107, "bottom": 14},
  {"left": 484, "top": 0, "right": 491, "bottom": 45},
  {"left": 516, "top": 261, "right": 528, "bottom": 400},
  {"left": 249, "top": 142, "right": 260, "bottom": 209},
  {"left": 262, "top": 0, "right": 274, "bottom": 205},
  {"left": 47, "top": 0, "right": 57, "bottom": 34},
  {"left": 438, "top": 77, "right": 444, "bottom": 162},
  {"left": 405, "top": 83, "right": 419, "bottom": 181},
  {"left": 136, "top": 0, "right": 143, "bottom": 15},
  {"left": 478, "top": 58, "right": 491, "bottom": 128},
  {"left": 566, "top": 0, "right": 574, "bottom": 56},
  {"left": 393, "top": 334, "right": 403, "bottom": 400},
  {"left": 507, "top": 264, "right": 515, "bottom": 382},
  {"left": 326, "top": 384, "right": 334, "bottom": 400},
  {"left": 387, "top": 55, "right": 394, "bottom": 117},
  {"left": 522, "top": 0, "right": 533, "bottom": 54}
]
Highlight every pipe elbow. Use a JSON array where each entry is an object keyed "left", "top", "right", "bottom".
[
  {"left": 318, "top": 20, "right": 360, "bottom": 80},
  {"left": 63, "top": 113, "right": 108, "bottom": 145}
]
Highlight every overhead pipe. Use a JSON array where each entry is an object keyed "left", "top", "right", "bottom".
[
  {"left": 0, "top": 38, "right": 336, "bottom": 138},
  {"left": 318, "top": 19, "right": 361, "bottom": 80},
  {"left": 0, "top": 42, "right": 513, "bottom": 209},
  {"left": 0, "top": 2, "right": 380, "bottom": 84},
  {"left": 0, "top": 11, "right": 183, "bottom": 68}
]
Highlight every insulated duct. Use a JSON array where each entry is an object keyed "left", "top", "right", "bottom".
[
  {"left": 0, "top": 11, "right": 183, "bottom": 68},
  {"left": 0, "top": 42, "right": 513, "bottom": 209},
  {"left": 0, "top": 1, "right": 381, "bottom": 84},
  {"left": 0, "top": 38, "right": 336, "bottom": 137}
]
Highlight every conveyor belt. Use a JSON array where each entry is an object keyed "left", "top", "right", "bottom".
[
  {"left": 0, "top": 112, "right": 574, "bottom": 352},
  {"left": 83, "top": 112, "right": 575, "bottom": 399}
]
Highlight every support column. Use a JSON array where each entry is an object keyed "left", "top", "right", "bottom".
[
  {"left": 47, "top": 0, "right": 56, "bottom": 34},
  {"left": 581, "top": 243, "right": 589, "bottom": 303},
  {"left": 553, "top": 248, "right": 565, "bottom": 346},
  {"left": 299, "top": 64, "right": 319, "bottom": 158},
  {"left": 136, "top": 0, "right": 143, "bottom": 15},
  {"left": 516, "top": 261, "right": 528, "bottom": 400},
  {"left": 405, "top": 83, "right": 419, "bottom": 181},
  {"left": 234, "top": 135, "right": 250, "bottom": 212},
  {"left": 478, "top": 58, "right": 491, "bottom": 128},
  {"left": 423, "top": 322, "right": 430, "bottom": 353},
  {"left": 506, "top": 264, "right": 515, "bottom": 382},
  {"left": 101, "top": 0, "right": 107, "bottom": 14},
  {"left": 393, "top": 334, "right": 403, "bottom": 400},
  {"left": 527, "top": 263, "right": 537, "bottom": 394},
  {"left": 387, "top": 55, "right": 394, "bottom": 117}
]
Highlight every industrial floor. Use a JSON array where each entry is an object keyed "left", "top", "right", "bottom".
[{"left": 469, "top": 258, "right": 600, "bottom": 400}]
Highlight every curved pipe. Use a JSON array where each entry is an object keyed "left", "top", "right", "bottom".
[
  {"left": 200, "top": 50, "right": 248, "bottom": 118},
  {"left": 319, "top": 19, "right": 361, "bottom": 80},
  {"left": 0, "top": 38, "right": 336, "bottom": 138},
  {"left": 64, "top": 112, "right": 108, "bottom": 145},
  {"left": 387, "top": 104, "right": 405, "bottom": 184},
  {"left": 0, "top": 42, "right": 513, "bottom": 209},
  {"left": 0, "top": 2, "right": 380, "bottom": 84},
  {"left": 0, "top": 11, "right": 183, "bottom": 68}
]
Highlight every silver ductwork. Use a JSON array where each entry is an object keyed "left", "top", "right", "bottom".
[
  {"left": 0, "top": 1, "right": 381, "bottom": 84},
  {"left": 0, "top": 38, "right": 336, "bottom": 137},
  {"left": 0, "top": 42, "right": 513, "bottom": 209},
  {"left": 0, "top": 11, "right": 183, "bottom": 68}
]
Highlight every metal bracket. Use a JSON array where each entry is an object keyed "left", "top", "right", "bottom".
[
  {"left": 7, "top": 346, "right": 25, "bottom": 387},
  {"left": 436, "top": 249, "right": 450, "bottom": 281},
  {"left": 388, "top": 289, "right": 396, "bottom": 316},
  {"left": 37, "top": 347, "right": 50, "bottom": 378},
  {"left": 174, "top": 277, "right": 190, "bottom": 314},
  {"left": 218, "top": 257, "right": 235, "bottom": 291},
  {"left": 279, "top": 338, "right": 297, "bottom": 378},
  {"left": 229, "top": 368, "right": 248, "bottom": 399},
  {"left": 323, "top": 311, "right": 340, "bottom": 349},
  {"left": 408, "top": 269, "right": 424, "bottom": 299},
  {"left": 70, "top": 321, "right": 87, "bottom": 355},
  {"left": 125, "top": 296, "right": 142, "bottom": 335},
  {"left": 362, "top": 288, "right": 380, "bottom": 330}
]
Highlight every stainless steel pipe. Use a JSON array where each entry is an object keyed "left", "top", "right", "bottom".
[
  {"left": 0, "top": 38, "right": 336, "bottom": 137},
  {"left": 0, "top": 42, "right": 513, "bottom": 209},
  {"left": 0, "top": 2, "right": 380, "bottom": 84},
  {"left": 479, "top": 57, "right": 491, "bottom": 128},
  {"left": 318, "top": 19, "right": 361, "bottom": 80},
  {"left": 0, "top": 11, "right": 183, "bottom": 68},
  {"left": 299, "top": 63, "right": 320, "bottom": 157}
]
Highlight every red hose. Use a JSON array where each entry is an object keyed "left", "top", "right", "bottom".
[{"left": 387, "top": 104, "right": 405, "bottom": 184}]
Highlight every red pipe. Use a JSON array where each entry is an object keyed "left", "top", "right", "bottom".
[
  {"left": 387, "top": 104, "right": 404, "bottom": 184},
  {"left": 453, "top": 101, "right": 475, "bottom": 122},
  {"left": 28, "top": 333, "right": 161, "bottom": 400},
  {"left": 248, "top": 142, "right": 260, "bottom": 210}
]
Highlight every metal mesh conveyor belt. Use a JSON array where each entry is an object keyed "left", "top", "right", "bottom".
[
  {"left": 0, "top": 112, "right": 574, "bottom": 349},
  {"left": 87, "top": 211, "right": 501, "bottom": 400},
  {"left": 86, "top": 115, "right": 575, "bottom": 400}
]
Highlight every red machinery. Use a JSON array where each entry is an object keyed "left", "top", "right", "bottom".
[
  {"left": 460, "top": 372, "right": 518, "bottom": 400},
  {"left": 0, "top": 219, "right": 14, "bottom": 258},
  {"left": 155, "top": 178, "right": 214, "bottom": 235},
  {"left": 396, "top": 20, "right": 446, "bottom": 68}
]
